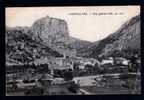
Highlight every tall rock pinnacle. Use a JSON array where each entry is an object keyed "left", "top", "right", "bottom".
[{"left": 30, "top": 15, "right": 70, "bottom": 45}]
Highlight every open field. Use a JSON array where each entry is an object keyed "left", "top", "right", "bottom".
[{"left": 6, "top": 72, "right": 141, "bottom": 95}]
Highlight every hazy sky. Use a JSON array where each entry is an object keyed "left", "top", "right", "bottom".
[{"left": 6, "top": 6, "right": 140, "bottom": 42}]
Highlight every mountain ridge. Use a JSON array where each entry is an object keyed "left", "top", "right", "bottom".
[
  {"left": 6, "top": 15, "right": 140, "bottom": 65},
  {"left": 79, "top": 15, "right": 140, "bottom": 58}
]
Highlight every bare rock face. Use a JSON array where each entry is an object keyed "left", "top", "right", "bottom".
[
  {"left": 30, "top": 16, "right": 78, "bottom": 57},
  {"left": 31, "top": 16, "right": 70, "bottom": 45}
]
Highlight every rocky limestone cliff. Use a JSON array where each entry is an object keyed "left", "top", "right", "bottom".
[
  {"left": 30, "top": 16, "right": 77, "bottom": 57},
  {"left": 31, "top": 15, "right": 69, "bottom": 45}
]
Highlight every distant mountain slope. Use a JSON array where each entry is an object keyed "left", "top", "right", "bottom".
[
  {"left": 77, "top": 40, "right": 100, "bottom": 57},
  {"left": 69, "top": 37, "right": 92, "bottom": 51},
  {"left": 80, "top": 15, "right": 140, "bottom": 58}
]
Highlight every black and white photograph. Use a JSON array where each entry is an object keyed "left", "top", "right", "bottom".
[{"left": 5, "top": 6, "right": 141, "bottom": 95}]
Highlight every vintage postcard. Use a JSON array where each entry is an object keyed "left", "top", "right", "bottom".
[{"left": 6, "top": 6, "right": 140, "bottom": 95}]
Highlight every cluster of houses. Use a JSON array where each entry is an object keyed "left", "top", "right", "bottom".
[
  {"left": 6, "top": 55, "right": 138, "bottom": 78},
  {"left": 6, "top": 54, "right": 141, "bottom": 95}
]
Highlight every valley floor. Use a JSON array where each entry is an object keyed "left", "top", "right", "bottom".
[{"left": 6, "top": 72, "right": 141, "bottom": 95}]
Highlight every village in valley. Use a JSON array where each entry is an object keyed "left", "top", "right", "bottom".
[
  {"left": 6, "top": 8, "right": 141, "bottom": 95},
  {"left": 6, "top": 51, "right": 141, "bottom": 95}
]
